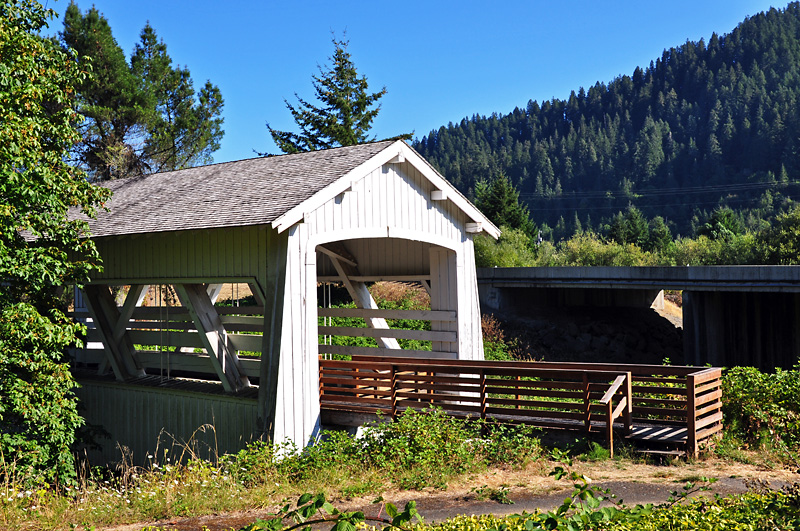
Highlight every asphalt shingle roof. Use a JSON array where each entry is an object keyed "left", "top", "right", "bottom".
[{"left": 83, "top": 141, "right": 396, "bottom": 238}]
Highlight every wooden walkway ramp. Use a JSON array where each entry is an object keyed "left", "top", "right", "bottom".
[{"left": 319, "top": 357, "right": 723, "bottom": 458}]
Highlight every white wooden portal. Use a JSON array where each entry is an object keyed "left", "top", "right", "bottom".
[{"left": 70, "top": 140, "right": 499, "bottom": 461}]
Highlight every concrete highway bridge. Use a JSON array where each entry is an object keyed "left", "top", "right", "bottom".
[{"left": 477, "top": 266, "right": 800, "bottom": 371}]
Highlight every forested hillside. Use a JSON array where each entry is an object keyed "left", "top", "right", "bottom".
[{"left": 414, "top": 3, "right": 800, "bottom": 238}]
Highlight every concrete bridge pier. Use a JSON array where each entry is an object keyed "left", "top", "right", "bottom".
[{"left": 683, "top": 291, "right": 800, "bottom": 371}]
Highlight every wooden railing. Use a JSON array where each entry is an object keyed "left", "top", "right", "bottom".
[
  {"left": 319, "top": 357, "right": 723, "bottom": 457},
  {"left": 320, "top": 357, "right": 633, "bottom": 457},
  {"left": 70, "top": 306, "right": 266, "bottom": 379},
  {"left": 318, "top": 307, "right": 457, "bottom": 359}
]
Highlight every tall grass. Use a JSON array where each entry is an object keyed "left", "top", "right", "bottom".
[{"left": 1, "top": 407, "right": 543, "bottom": 530}]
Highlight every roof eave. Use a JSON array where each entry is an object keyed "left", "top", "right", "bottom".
[{"left": 398, "top": 143, "right": 501, "bottom": 239}]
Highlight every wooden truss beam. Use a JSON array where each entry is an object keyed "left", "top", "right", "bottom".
[
  {"left": 97, "top": 284, "right": 149, "bottom": 374},
  {"left": 82, "top": 285, "right": 145, "bottom": 381},
  {"left": 318, "top": 243, "right": 401, "bottom": 350},
  {"left": 317, "top": 242, "right": 358, "bottom": 268},
  {"left": 174, "top": 283, "right": 250, "bottom": 392}
]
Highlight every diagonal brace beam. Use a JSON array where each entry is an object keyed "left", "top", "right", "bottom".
[
  {"left": 83, "top": 285, "right": 145, "bottom": 380},
  {"left": 97, "top": 284, "right": 148, "bottom": 375},
  {"left": 174, "top": 283, "right": 249, "bottom": 392},
  {"left": 319, "top": 243, "right": 401, "bottom": 350}
]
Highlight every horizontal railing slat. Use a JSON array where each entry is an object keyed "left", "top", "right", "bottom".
[
  {"left": 319, "top": 344, "right": 456, "bottom": 359},
  {"left": 318, "top": 307, "right": 457, "bottom": 321},
  {"left": 319, "top": 326, "right": 456, "bottom": 342}
]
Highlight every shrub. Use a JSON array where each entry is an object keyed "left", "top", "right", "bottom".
[
  {"left": 481, "top": 314, "right": 520, "bottom": 361},
  {"left": 0, "top": 304, "right": 85, "bottom": 486},
  {"left": 358, "top": 408, "right": 479, "bottom": 489},
  {"left": 474, "top": 227, "right": 537, "bottom": 267},
  {"left": 555, "top": 232, "right": 658, "bottom": 266},
  {"left": 722, "top": 365, "right": 800, "bottom": 452}
]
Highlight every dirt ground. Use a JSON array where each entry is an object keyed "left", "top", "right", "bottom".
[{"left": 102, "top": 457, "right": 800, "bottom": 531}]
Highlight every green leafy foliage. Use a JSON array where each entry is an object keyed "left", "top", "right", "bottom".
[
  {"left": 266, "top": 37, "right": 407, "bottom": 154},
  {"left": 60, "top": 3, "right": 224, "bottom": 180},
  {"left": 357, "top": 408, "right": 479, "bottom": 490},
  {"left": 413, "top": 487, "right": 800, "bottom": 531},
  {"left": 474, "top": 220, "right": 773, "bottom": 267},
  {"left": 0, "top": 305, "right": 85, "bottom": 485},
  {"left": 722, "top": 365, "right": 800, "bottom": 453},
  {"left": 759, "top": 206, "right": 800, "bottom": 264},
  {"left": 480, "top": 314, "right": 520, "bottom": 362},
  {"left": 227, "top": 407, "right": 542, "bottom": 492},
  {"left": 236, "top": 492, "right": 420, "bottom": 531},
  {"left": 0, "top": 0, "right": 109, "bottom": 485},
  {"left": 474, "top": 227, "right": 538, "bottom": 268},
  {"left": 696, "top": 207, "right": 745, "bottom": 240}
]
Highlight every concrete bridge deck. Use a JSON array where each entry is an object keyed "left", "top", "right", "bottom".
[{"left": 477, "top": 266, "right": 800, "bottom": 371}]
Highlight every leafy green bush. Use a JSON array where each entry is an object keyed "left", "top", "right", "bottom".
[
  {"left": 722, "top": 365, "right": 800, "bottom": 452},
  {"left": 481, "top": 314, "right": 519, "bottom": 361},
  {"left": 474, "top": 227, "right": 537, "bottom": 267},
  {"left": 555, "top": 232, "right": 659, "bottom": 266},
  {"left": 358, "top": 408, "right": 480, "bottom": 489},
  {"left": 0, "top": 304, "right": 85, "bottom": 486},
  {"left": 670, "top": 232, "right": 763, "bottom": 265},
  {"left": 759, "top": 206, "right": 800, "bottom": 264},
  {"left": 228, "top": 407, "right": 543, "bottom": 492},
  {"left": 413, "top": 488, "right": 800, "bottom": 531}
]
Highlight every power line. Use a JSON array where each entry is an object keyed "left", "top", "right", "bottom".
[
  {"left": 530, "top": 195, "right": 786, "bottom": 212},
  {"left": 518, "top": 180, "right": 797, "bottom": 201}
]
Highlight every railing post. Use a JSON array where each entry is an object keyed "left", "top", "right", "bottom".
[
  {"left": 480, "top": 368, "right": 487, "bottom": 422},
  {"left": 391, "top": 364, "right": 397, "bottom": 420},
  {"left": 583, "top": 372, "right": 591, "bottom": 433},
  {"left": 516, "top": 375, "right": 521, "bottom": 409},
  {"left": 625, "top": 372, "right": 633, "bottom": 434},
  {"left": 606, "top": 399, "right": 614, "bottom": 458},
  {"left": 480, "top": 368, "right": 487, "bottom": 436},
  {"left": 687, "top": 373, "right": 698, "bottom": 458},
  {"left": 319, "top": 359, "right": 324, "bottom": 403}
]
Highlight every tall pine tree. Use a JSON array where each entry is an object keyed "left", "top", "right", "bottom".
[
  {"left": 474, "top": 174, "right": 535, "bottom": 235},
  {"left": 266, "top": 37, "right": 406, "bottom": 154},
  {"left": 61, "top": 3, "right": 224, "bottom": 180}
]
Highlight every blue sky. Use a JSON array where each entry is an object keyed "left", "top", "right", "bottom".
[{"left": 46, "top": 0, "right": 781, "bottom": 164}]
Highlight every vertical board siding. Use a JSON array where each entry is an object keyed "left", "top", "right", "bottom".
[
  {"left": 90, "top": 225, "right": 270, "bottom": 283},
  {"left": 75, "top": 224, "right": 282, "bottom": 463},
  {"left": 316, "top": 239, "right": 433, "bottom": 277},
  {"left": 304, "top": 163, "right": 468, "bottom": 245},
  {"left": 274, "top": 224, "right": 320, "bottom": 447},
  {"left": 76, "top": 380, "right": 259, "bottom": 466}
]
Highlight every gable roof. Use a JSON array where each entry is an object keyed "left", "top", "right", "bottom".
[{"left": 81, "top": 140, "right": 499, "bottom": 239}]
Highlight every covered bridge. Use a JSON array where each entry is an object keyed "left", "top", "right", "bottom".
[{"left": 71, "top": 140, "right": 498, "bottom": 463}]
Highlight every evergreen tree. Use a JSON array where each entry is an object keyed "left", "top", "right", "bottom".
[
  {"left": 266, "top": 37, "right": 406, "bottom": 154},
  {"left": 647, "top": 216, "right": 673, "bottom": 252},
  {"left": 60, "top": 3, "right": 224, "bottom": 180},
  {"left": 413, "top": 2, "right": 800, "bottom": 238},
  {"left": 608, "top": 206, "right": 650, "bottom": 248},
  {"left": 474, "top": 174, "right": 535, "bottom": 235},
  {"left": 697, "top": 206, "right": 745, "bottom": 240}
]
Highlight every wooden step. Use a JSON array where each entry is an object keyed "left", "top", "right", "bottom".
[{"left": 626, "top": 424, "right": 688, "bottom": 444}]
